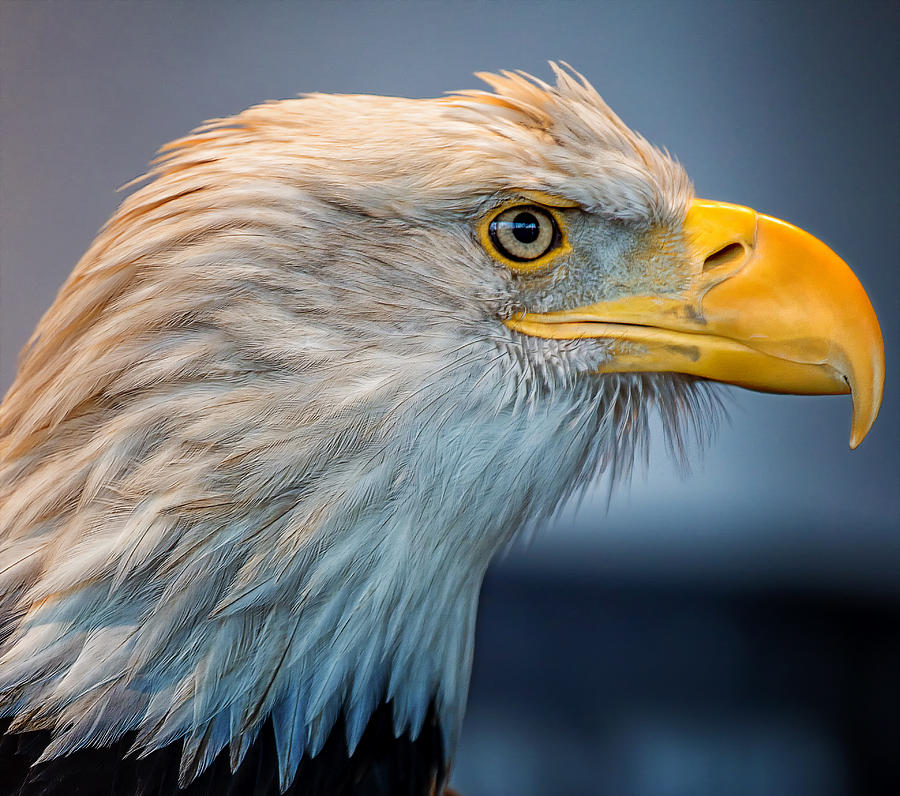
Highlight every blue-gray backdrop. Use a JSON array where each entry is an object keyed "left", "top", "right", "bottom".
[{"left": 1, "top": 2, "right": 897, "bottom": 794}]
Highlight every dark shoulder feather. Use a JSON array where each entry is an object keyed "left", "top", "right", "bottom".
[{"left": 0, "top": 702, "right": 448, "bottom": 796}]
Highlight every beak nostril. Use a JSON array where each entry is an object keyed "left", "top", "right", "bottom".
[{"left": 703, "top": 242, "right": 746, "bottom": 272}]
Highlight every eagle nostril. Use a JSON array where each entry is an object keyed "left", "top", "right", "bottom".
[{"left": 703, "top": 242, "right": 746, "bottom": 272}]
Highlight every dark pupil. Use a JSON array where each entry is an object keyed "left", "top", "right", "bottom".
[{"left": 511, "top": 212, "right": 540, "bottom": 244}]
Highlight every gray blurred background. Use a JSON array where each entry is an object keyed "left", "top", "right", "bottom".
[{"left": 1, "top": 1, "right": 898, "bottom": 794}]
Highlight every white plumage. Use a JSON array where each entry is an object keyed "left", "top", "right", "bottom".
[{"left": 0, "top": 65, "right": 881, "bottom": 794}]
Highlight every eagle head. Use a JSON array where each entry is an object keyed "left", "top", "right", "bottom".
[{"left": 0, "top": 65, "right": 884, "bottom": 793}]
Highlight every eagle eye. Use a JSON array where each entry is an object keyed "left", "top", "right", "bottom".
[{"left": 488, "top": 205, "right": 559, "bottom": 263}]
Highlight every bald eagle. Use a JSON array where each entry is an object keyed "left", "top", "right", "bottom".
[{"left": 0, "top": 66, "right": 884, "bottom": 795}]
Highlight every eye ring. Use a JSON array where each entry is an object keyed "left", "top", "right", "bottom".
[
  {"left": 488, "top": 205, "right": 559, "bottom": 262},
  {"left": 478, "top": 202, "right": 569, "bottom": 273}
]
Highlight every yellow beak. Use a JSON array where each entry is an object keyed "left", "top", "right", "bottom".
[{"left": 503, "top": 199, "right": 885, "bottom": 448}]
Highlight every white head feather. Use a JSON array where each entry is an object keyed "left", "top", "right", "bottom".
[{"left": 0, "top": 65, "right": 711, "bottom": 790}]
